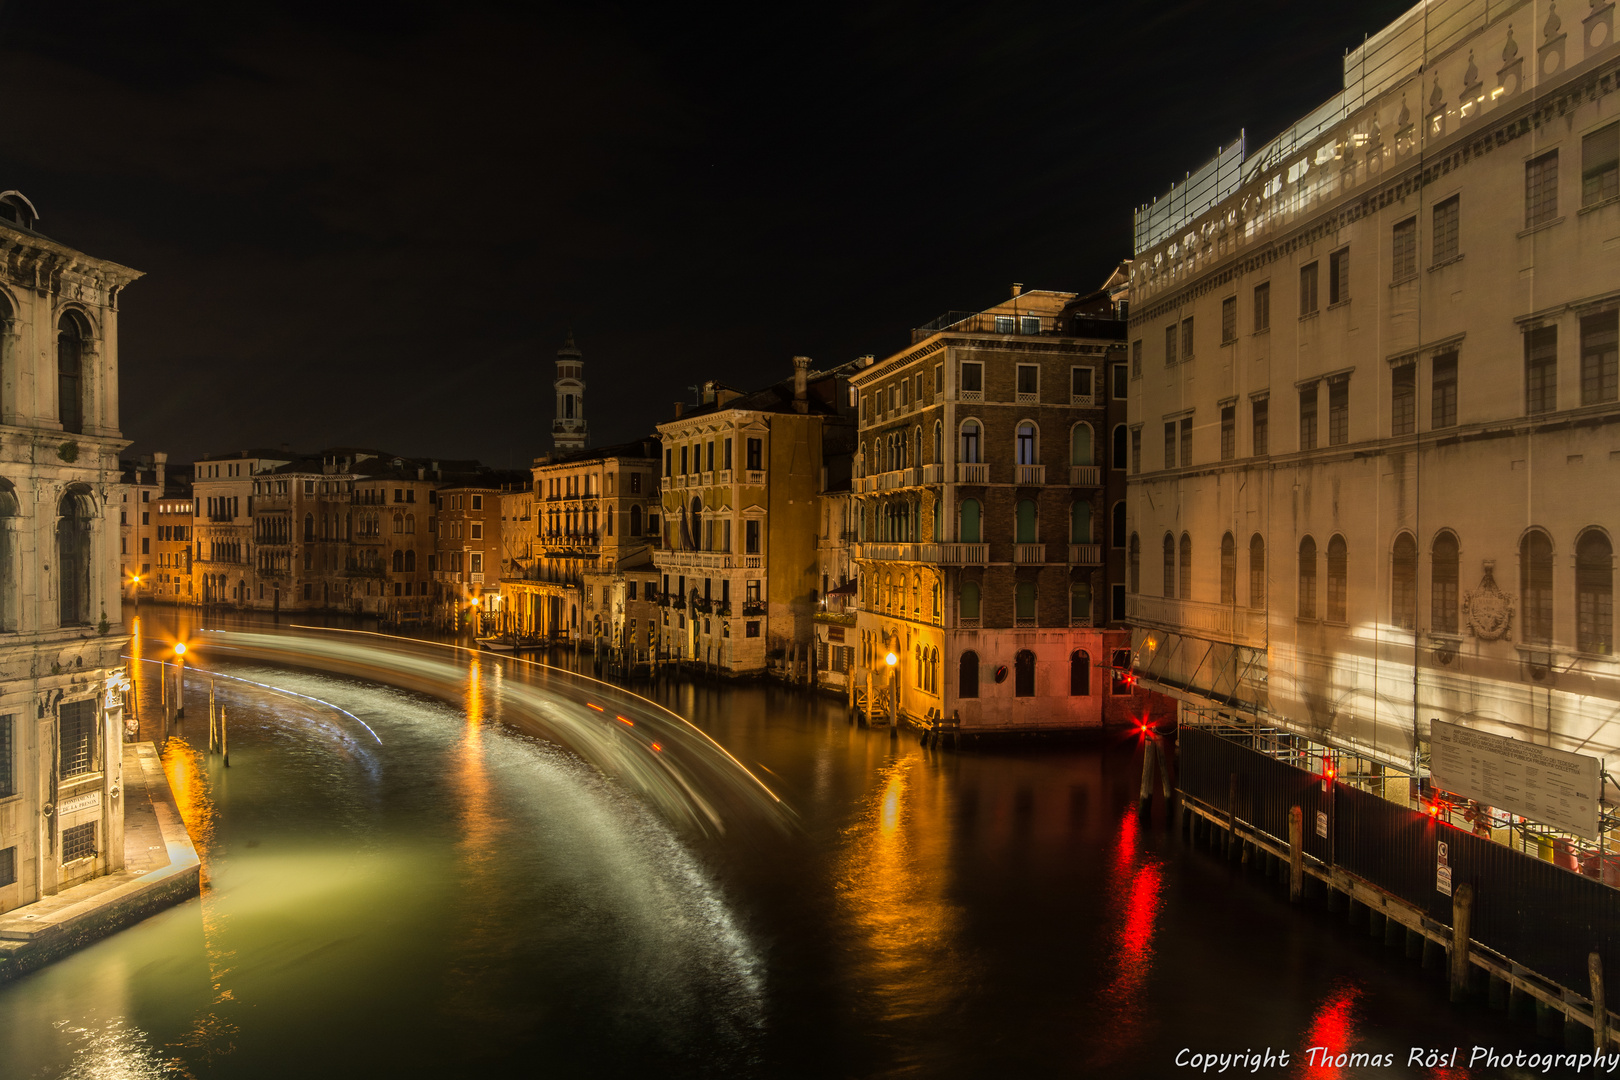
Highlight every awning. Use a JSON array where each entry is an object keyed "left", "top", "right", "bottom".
[{"left": 825, "top": 581, "right": 857, "bottom": 596}]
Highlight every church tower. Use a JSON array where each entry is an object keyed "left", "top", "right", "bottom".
[{"left": 553, "top": 332, "right": 587, "bottom": 453}]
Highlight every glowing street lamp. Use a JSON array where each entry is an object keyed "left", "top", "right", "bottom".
[
  {"left": 172, "top": 641, "right": 187, "bottom": 718},
  {"left": 885, "top": 650, "right": 898, "bottom": 733}
]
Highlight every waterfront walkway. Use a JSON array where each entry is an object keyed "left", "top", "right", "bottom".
[{"left": 0, "top": 741, "right": 201, "bottom": 984}]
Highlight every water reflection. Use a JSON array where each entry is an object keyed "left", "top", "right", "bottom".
[
  {"left": 1297, "top": 983, "right": 1361, "bottom": 1079},
  {"left": 1090, "top": 805, "right": 1165, "bottom": 1067}
]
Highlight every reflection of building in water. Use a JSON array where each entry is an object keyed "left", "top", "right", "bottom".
[
  {"left": 0, "top": 189, "right": 141, "bottom": 911},
  {"left": 1127, "top": 3, "right": 1620, "bottom": 788}
]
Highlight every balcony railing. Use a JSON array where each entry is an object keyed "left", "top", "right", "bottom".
[
  {"left": 1070, "top": 465, "right": 1101, "bottom": 486},
  {"left": 717, "top": 469, "right": 732, "bottom": 484},
  {"left": 931, "top": 543, "right": 988, "bottom": 564},
  {"left": 1013, "top": 543, "right": 1046, "bottom": 564},
  {"left": 1071, "top": 393, "right": 1096, "bottom": 407},
  {"left": 957, "top": 463, "right": 988, "bottom": 484},
  {"left": 470, "top": 573, "right": 484, "bottom": 584},
  {"left": 1015, "top": 464, "right": 1045, "bottom": 485},
  {"left": 744, "top": 470, "right": 766, "bottom": 484},
  {"left": 1014, "top": 615, "right": 1037, "bottom": 627},
  {"left": 958, "top": 616, "right": 980, "bottom": 629},
  {"left": 1068, "top": 543, "right": 1102, "bottom": 565},
  {"left": 921, "top": 463, "right": 945, "bottom": 483},
  {"left": 960, "top": 389, "right": 983, "bottom": 402},
  {"left": 658, "top": 550, "right": 762, "bottom": 569},
  {"left": 701, "top": 471, "right": 714, "bottom": 486},
  {"left": 1016, "top": 391, "right": 1039, "bottom": 404},
  {"left": 857, "top": 542, "right": 923, "bottom": 563}
]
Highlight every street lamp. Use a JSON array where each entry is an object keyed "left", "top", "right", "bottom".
[
  {"left": 885, "top": 650, "right": 898, "bottom": 734},
  {"left": 172, "top": 641, "right": 187, "bottom": 718}
]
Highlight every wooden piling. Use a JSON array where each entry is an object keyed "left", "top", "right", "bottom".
[
  {"left": 1594, "top": 952, "right": 1610, "bottom": 1053},
  {"left": 1384, "top": 915, "right": 1402, "bottom": 949},
  {"left": 1450, "top": 884, "right": 1474, "bottom": 1003},
  {"left": 222, "top": 706, "right": 229, "bottom": 767},
  {"left": 1405, "top": 927, "right": 1423, "bottom": 960},
  {"left": 1139, "top": 739, "right": 1156, "bottom": 806},
  {"left": 1288, "top": 806, "right": 1303, "bottom": 902}
]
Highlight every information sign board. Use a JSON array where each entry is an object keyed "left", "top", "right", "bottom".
[{"left": 1429, "top": 719, "right": 1600, "bottom": 840}]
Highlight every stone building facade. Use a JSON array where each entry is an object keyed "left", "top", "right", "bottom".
[
  {"left": 849, "top": 286, "right": 1152, "bottom": 730},
  {"left": 1126, "top": 0, "right": 1620, "bottom": 788},
  {"left": 117, "top": 452, "right": 166, "bottom": 600},
  {"left": 0, "top": 190, "right": 140, "bottom": 913}
]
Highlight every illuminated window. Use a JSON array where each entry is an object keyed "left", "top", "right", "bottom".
[{"left": 1525, "top": 151, "right": 1559, "bottom": 227}]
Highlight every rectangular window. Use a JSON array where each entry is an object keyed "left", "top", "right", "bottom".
[
  {"left": 933, "top": 363, "right": 943, "bottom": 395},
  {"left": 1392, "top": 217, "right": 1417, "bottom": 280},
  {"left": 1112, "top": 363, "right": 1127, "bottom": 400},
  {"left": 58, "top": 700, "right": 97, "bottom": 779},
  {"left": 1016, "top": 364, "right": 1039, "bottom": 398},
  {"left": 1391, "top": 364, "right": 1416, "bottom": 435},
  {"left": 1221, "top": 296, "right": 1236, "bottom": 343},
  {"left": 680, "top": 446, "right": 689, "bottom": 475},
  {"left": 470, "top": 523, "right": 482, "bottom": 540},
  {"left": 0, "top": 715, "right": 11, "bottom": 798},
  {"left": 1179, "top": 417, "right": 1192, "bottom": 467},
  {"left": 1583, "top": 122, "right": 1619, "bottom": 207},
  {"left": 1433, "top": 195, "right": 1460, "bottom": 264},
  {"left": 746, "top": 438, "right": 762, "bottom": 471},
  {"left": 1253, "top": 281, "right": 1270, "bottom": 332},
  {"left": 1299, "top": 385, "right": 1318, "bottom": 450},
  {"left": 1165, "top": 324, "right": 1177, "bottom": 366},
  {"left": 1329, "top": 248, "right": 1350, "bottom": 304},
  {"left": 1220, "top": 405, "right": 1235, "bottom": 460},
  {"left": 1526, "top": 326, "right": 1559, "bottom": 414},
  {"left": 1432, "top": 352, "right": 1458, "bottom": 428},
  {"left": 1130, "top": 428, "right": 1142, "bottom": 474},
  {"left": 1071, "top": 366, "right": 1093, "bottom": 399},
  {"left": 723, "top": 439, "right": 733, "bottom": 470},
  {"left": 0, "top": 846, "right": 13, "bottom": 888},
  {"left": 630, "top": 473, "right": 642, "bottom": 494},
  {"left": 1252, "top": 398, "right": 1268, "bottom": 456},
  {"left": 1164, "top": 422, "right": 1176, "bottom": 470},
  {"left": 1181, "top": 317, "right": 1194, "bottom": 360},
  {"left": 706, "top": 441, "right": 715, "bottom": 471},
  {"left": 1299, "top": 262, "right": 1319, "bottom": 315},
  {"left": 960, "top": 362, "right": 983, "bottom": 393},
  {"left": 61, "top": 822, "right": 96, "bottom": 864},
  {"left": 994, "top": 314, "right": 1015, "bottom": 334},
  {"left": 1131, "top": 340, "right": 1142, "bottom": 379},
  {"left": 1526, "top": 151, "right": 1559, "bottom": 227},
  {"left": 1580, "top": 311, "right": 1619, "bottom": 405},
  {"left": 745, "top": 520, "right": 760, "bottom": 553},
  {"left": 1327, "top": 377, "right": 1349, "bottom": 446},
  {"left": 1020, "top": 315, "right": 1039, "bottom": 334}
]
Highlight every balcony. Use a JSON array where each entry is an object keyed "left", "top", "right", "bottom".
[
  {"left": 1016, "top": 391, "right": 1039, "bottom": 404},
  {"left": 857, "top": 542, "right": 923, "bottom": 563},
  {"left": 1071, "top": 393, "right": 1096, "bottom": 407},
  {"left": 1015, "top": 464, "right": 1045, "bottom": 485},
  {"left": 1068, "top": 543, "right": 1102, "bottom": 565},
  {"left": 744, "top": 469, "right": 766, "bottom": 484},
  {"left": 931, "top": 543, "right": 988, "bottom": 564},
  {"left": 960, "top": 389, "right": 983, "bottom": 402},
  {"left": 1070, "top": 465, "right": 1101, "bottom": 486},
  {"left": 958, "top": 616, "right": 980, "bottom": 629},
  {"left": 1013, "top": 543, "right": 1046, "bottom": 564},
  {"left": 717, "top": 469, "right": 732, "bottom": 484},
  {"left": 701, "top": 471, "right": 714, "bottom": 486},
  {"left": 658, "top": 550, "right": 763, "bottom": 570},
  {"left": 921, "top": 463, "right": 945, "bottom": 483},
  {"left": 956, "top": 463, "right": 988, "bottom": 484}
]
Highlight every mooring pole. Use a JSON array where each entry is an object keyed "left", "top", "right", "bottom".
[
  {"left": 1289, "top": 805, "right": 1304, "bottom": 902},
  {"left": 1139, "top": 737, "right": 1156, "bottom": 807},
  {"left": 222, "top": 707, "right": 229, "bottom": 767},
  {"left": 1594, "top": 952, "right": 1610, "bottom": 1053},
  {"left": 1450, "top": 883, "right": 1474, "bottom": 1003}
]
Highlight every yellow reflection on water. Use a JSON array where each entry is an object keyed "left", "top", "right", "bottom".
[{"left": 835, "top": 755, "right": 965, "bottom": 1029}]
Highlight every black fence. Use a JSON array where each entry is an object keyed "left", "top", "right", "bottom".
[{"left": 1180, "top": 727, "right": 1620, "bottom": 995}]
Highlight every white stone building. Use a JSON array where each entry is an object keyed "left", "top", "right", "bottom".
[{"left": 0, "top": 190, "right": 141, "bottom": 912}]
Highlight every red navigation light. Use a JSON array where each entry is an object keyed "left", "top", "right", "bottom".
[{"left": 1426, "top": 801, "right": 1440, "bottom": 817}]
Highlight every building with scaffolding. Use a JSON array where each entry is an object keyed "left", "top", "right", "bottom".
[{"left": 1127, "top": 0, "right": 1620, "bottom": 870}]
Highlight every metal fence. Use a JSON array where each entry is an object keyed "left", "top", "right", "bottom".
[{"left": 1180, "top": 727, "right": 1620, "bottom": 995}]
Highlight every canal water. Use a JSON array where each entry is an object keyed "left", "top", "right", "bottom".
[{"left": 0, "top": 610, "right": 1559, "bottom": 1079}]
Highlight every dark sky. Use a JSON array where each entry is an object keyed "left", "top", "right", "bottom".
[{"left": 0, "top": 0, "right": 1412, "bottom": 471}]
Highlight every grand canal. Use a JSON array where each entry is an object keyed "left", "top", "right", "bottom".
[{"left": 0, "top": 609, "right": 1556, "bottom": 1078}]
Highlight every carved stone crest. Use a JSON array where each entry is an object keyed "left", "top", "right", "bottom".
[{"left": 1463, "top": 560, "right": 1515, "bottom": 641}]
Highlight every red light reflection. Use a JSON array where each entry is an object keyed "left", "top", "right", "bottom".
[
  {"left": 1296, "top": 984, "right": 1361, "bottom": 1079},
  {"left": 1089, "top": 807, "right": 1165, "bottom": 1067}
]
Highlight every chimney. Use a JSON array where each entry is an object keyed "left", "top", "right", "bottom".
[
  {"left": 792, "top": 356, "right": 810, "bottom": 414},
  {"left": 153, "top": 451, "right": 167, "bottom": 492},
  {"left": 1010, "top": 282, "right": 1024, "bottom": 298},
  {"left": 702, "top": 380, "right": 717, "bottom": 405},
  {"left": 674, "top": 401, "right": 684, "bottom": 418}
]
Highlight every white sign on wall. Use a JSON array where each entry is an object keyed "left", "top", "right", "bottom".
[
  {"left": 1429, "top": 719, "right": 1601, "bottom": 841},
  {"left": 58, "top": 791, "right": 101, "bottom": 817}
]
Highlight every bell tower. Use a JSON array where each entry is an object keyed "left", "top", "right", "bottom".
[{"left": 553, "top": 332, "right": 587, "bottom": 453}]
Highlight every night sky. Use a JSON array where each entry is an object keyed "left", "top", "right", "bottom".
[{"left": 0, "top": 1, "right": 1413, "bottom": 471}]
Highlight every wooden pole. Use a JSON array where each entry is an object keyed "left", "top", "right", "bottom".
[
  {"left": 1289, "top": 805, "right": 1304, "bottom": 902},
  {"left": 1450, "top": 883, "right": 1474, "bottom": 1002},
  {"left": 221, "top": 706, "right": 229, "bottom": 767},
  {"left": 1139, "top": 738, "right": 1156, "bottom": 806},
  {"left": 1594, "top": 952, "right": 1610, "bottom": 1053}
]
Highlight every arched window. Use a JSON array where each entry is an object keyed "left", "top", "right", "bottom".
[
  {"left": 404, "top": 550, "right": 416, "bottom": 572},
  {"left": 1070, "top": 650, "right": 1091, "bottom": 696},
  {"left": 1298, "top": 535, "right": 1318, "bottom": 619},
  {"left": 1016, "top": 580, "right": 1036, "bottom": 621},
  {"left": 1220, "top": 532, "right": 1236, "bottom": 604},
  {"left": 392, "top": 549, "right": 404, "bottom": 572},
  {"left": 911, "top": 572, "right": 921, "bottom": 613},
  {"left": 1432, "top": 531, "right": 1459, "bottom": 634},
  {"left": 1070, "top": 578, "right": 1090, "bottom": 624},
  {"left": 1327, "top": 535, "right": 1347, "bottom": 622},
  {"left": 959, "top": 650, "right": 980, "bottom": 698},
  {"left": 1391, "top": 533, "right": 1417, "bottom": 630},
  {"left": 1112, "top": 501, "right": 1127, "bottom": 547},
  {"left": 1179, "top": 532, "right": 1192, "bottom": 600},
  {"left": 1015, "top": 499, "right": 1037, "bottom": 543},
  {"left": 1112, "top": 424, "right": 1128, "bottom": 468},
  {"left": 630, "top": 505, "right": 643, "bottom": 535},
  {"left": 1014, "top": 649, "right": 1036, "bottom": 697},
  {"left": 57, "top": 313, "right": 86, "bottom": 435},
  {"left": 1520, "top": 529, "right": 1554, "bottom": 644},
  {"left": 690, "top": 497, "right": 703, "bottom": 550},
  {"left": 1163, "top": 533, "right": 1177, "bottom": 598},
  {"left": 1070, "top": 500, "right": 1091, "bottom": 543},
  {"left": 1577, "top": 529, "right": 1613, "bottom": 654},
  {"left": 393, "top": 512, "right": 404, "bottom": 534},
  {"left": 405, "top": 514, "right": 416, "bottom": 534},
  {"left": 960, "top": 420, "right": 981, "bottom": 463},
  {"left": 914, "top": 427, "right": 923, "bottom": 467},
  {"left": 933, "top": 421, "right": 943, "bottom": 463},
  {"left": 960, "top": 499, "right": 982, "bottom": 543},
  {"left": 1129, "top": 533, "right": 1141, "bottom": 593},
  {"left": 960, "top": 579, "right": 981, "bottom": 620},
  {"left": 1249, "top": 534, "right": 1266, "bottom": 609},
  {"left": 0, "top": 482, "right": 15, "bottom": 631},
  {"left": 57, "top": 488, "right": 93, "bottom": 626},
  {"left": 1070, "top": 423, "right": 1094, "bottom": 466},
  {"left": 1016, "top": 422, "right": 1037, "bottom": 465}
]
